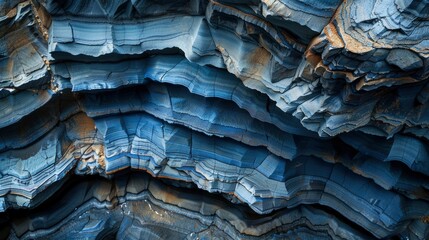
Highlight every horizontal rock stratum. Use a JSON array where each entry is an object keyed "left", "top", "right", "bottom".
[{"left": 0, "top": 0, "right": 429, "bottom": 239}]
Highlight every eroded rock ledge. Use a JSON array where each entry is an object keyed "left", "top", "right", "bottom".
[{"left": 0, "top": 0, "right": 429, "bottom": 239}]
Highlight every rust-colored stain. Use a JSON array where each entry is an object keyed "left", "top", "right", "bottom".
[
  {"left": 246, "top": 46, "right": 271, "bottom": 78},
  {"left": 324, "top": 23, "right": 345, "bottom": 49}
]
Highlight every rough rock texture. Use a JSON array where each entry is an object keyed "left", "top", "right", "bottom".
[{"left": 0, "top": 0, "right": 429, "bottom": 239}]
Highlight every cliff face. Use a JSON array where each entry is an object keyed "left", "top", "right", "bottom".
[{"left": 0, "top": 0, "right": 429, "bottom": 239}]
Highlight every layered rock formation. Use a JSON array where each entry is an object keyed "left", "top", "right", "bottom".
[{"left": 1, "top": 0, "right": 429, "bottom": 239}]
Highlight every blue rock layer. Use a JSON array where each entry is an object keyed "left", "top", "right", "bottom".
[
  {"left": 1, "top": 0, "right": 429, "bottom": 239},
  {"left": 3, "top": 173, "right": 373, "bottom": 240}
]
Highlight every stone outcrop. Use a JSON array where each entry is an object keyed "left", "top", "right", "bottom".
[{"left": 1, "top": 0, "right": 429, "bottom": 239}]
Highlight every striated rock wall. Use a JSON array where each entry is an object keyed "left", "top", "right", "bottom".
[{"left": 0, "top": 0, "right": 429, "bottom": 239}]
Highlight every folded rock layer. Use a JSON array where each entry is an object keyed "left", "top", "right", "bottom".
[{"left": 0, "top": 0, "right": 429, "bottom": 239}]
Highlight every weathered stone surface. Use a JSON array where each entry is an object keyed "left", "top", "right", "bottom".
[
  {"left": 1, "top": 0, "right": 429, "bottom": 239},
  {"left": 386, "top": 49, "right": 424, "bottom": 71}
]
